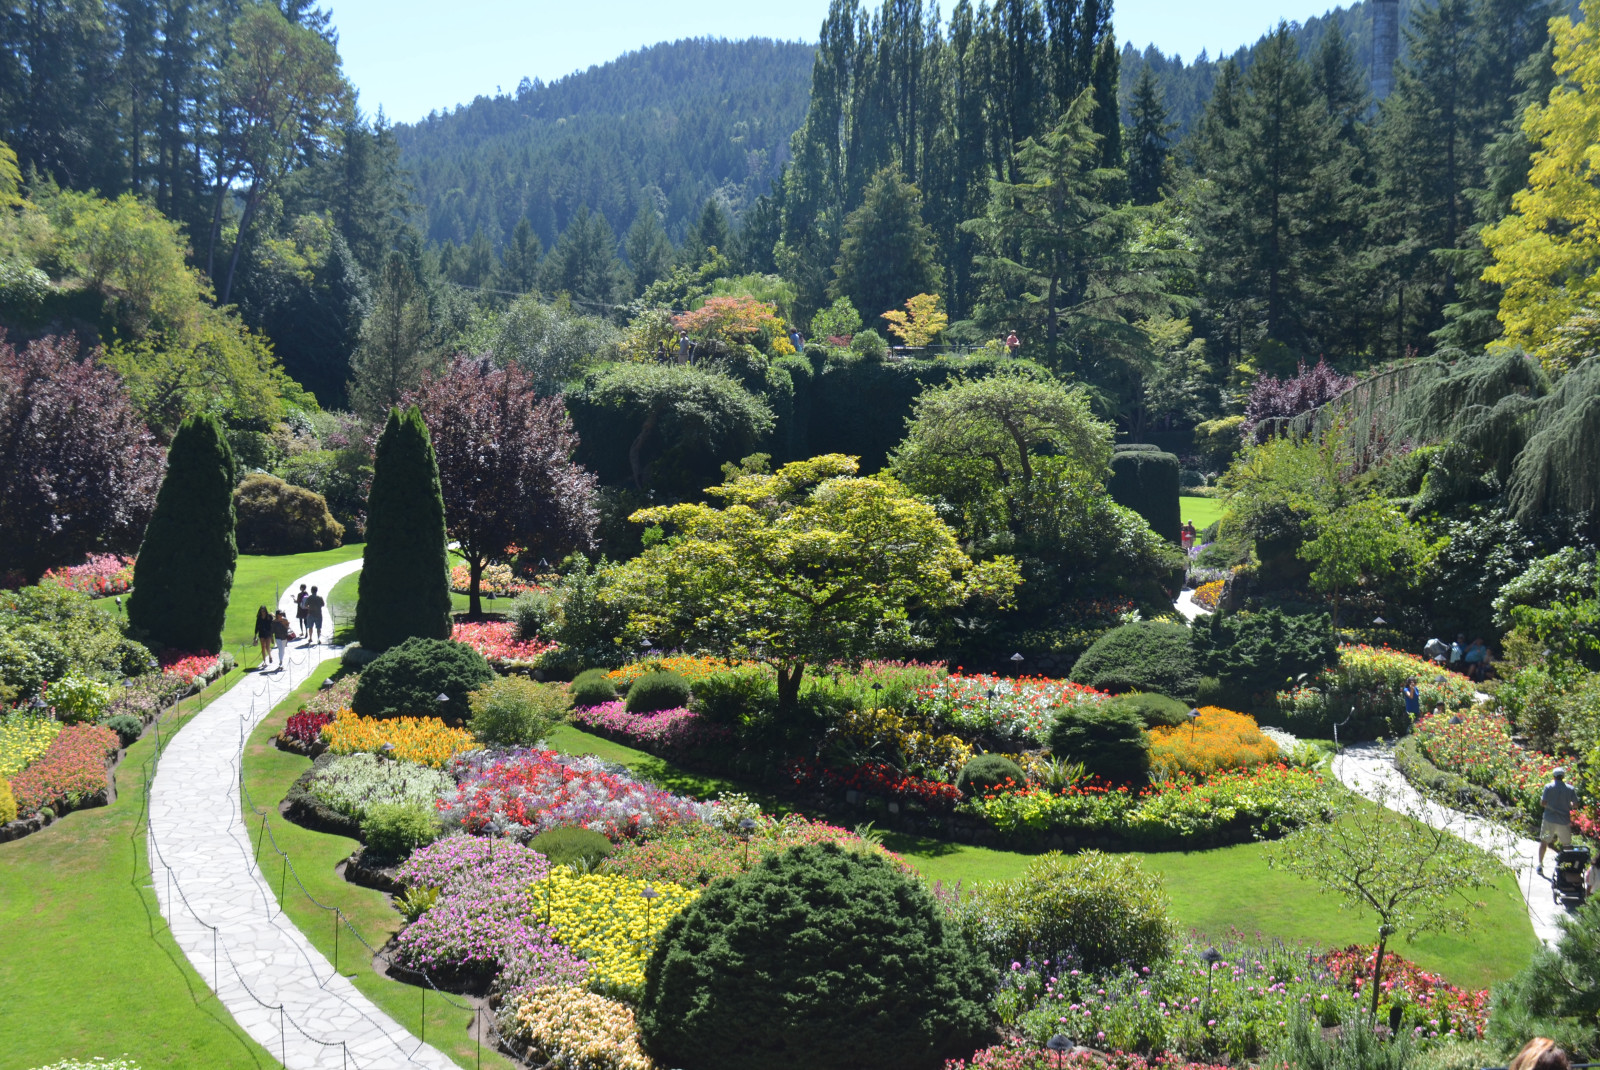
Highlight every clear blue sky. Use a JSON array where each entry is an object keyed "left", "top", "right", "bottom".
[{"left": 329, "top": 0, "right": 1348, "bottom": 123}]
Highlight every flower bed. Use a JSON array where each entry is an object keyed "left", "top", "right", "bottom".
[
  {"left": 158, "top": 651, "right": 233, "bottom": 688},
  {"left": 949, "top": 1046, "right": 1231, "bottom": 1070},
  {"left": 787, "top": 757, "right": 964, "bottom": 810},
  {"left": 827, "top": 706, "right": 974, "bottom": 781},
  {"left": 9, "top": 723, "right": 118, "bottom": 817},
  {"left": 605, "top": 812, "right": 907, "bottom": 886},
  {"left": 104, "top": 674, "right": 188, "bottom": 725},
  {"left": 1276, "top": 645, "right": 1476, "bottom": 738},
  {"left": 449, "top": 561, "right": 537, "bottom": 598},
  {"left": 320, "top": 709, "right": 479, "bottom": 769},
  {"left": 968, "top": 764, "right": 1329, "bottom": 846},
  {"left": 606, "top": 655, "right": 749, "bottom": 687},
  {"left": 301, "top": 675, "right": 358, "bottom": 716},
  {"left": 569, "top": 702, "right": 733, "bottom": 755},
  {"left": 914, "top": 673, "right": 1106, "bottom": 744},
  {"left": 1322, "top": 944, "right": 1489, "bottom": 1038},
  {"left": 305, "top": 752, "right": 455, "bottom": 822},
  {"left": 1148, "top": 707, "right": 1279, "bottom": 778},
  {"left": 1191, "top": 580, "right": 1223, "bottom": 612},
  {"left": 281, "top": 711, "right": 334, "bottom": 749},
  {"left": 1411, "top": 708, "right": 1564, "bottom": 823},
  {"left": 41, "top": 553, "right": 134, "bottom": 597},
  {"left": 0, "top": 713, "right": 63, "bottom": 780},
  {"left": 532, "top": 867, "right": 699, "bottom": 1000},
  {"left": 452, "top": 621, "right": 557, "bottom": 671},
  {"left": 508, "top": 985, "right": 654, "bottom": 1070},
  {"left": 442, "top": 749, "right": 714, "bottom": 839}
]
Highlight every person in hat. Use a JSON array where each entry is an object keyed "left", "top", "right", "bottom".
[{"left": 1538, "top": 767, "right": 1579, "bottom": 872}]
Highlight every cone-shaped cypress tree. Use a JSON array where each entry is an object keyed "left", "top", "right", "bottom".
[
  {"left": 128, "top": 413, "right": 238, "bottom": 653},
  {"left": 357, "top": 405, "right": 452, "bottom": 651}
]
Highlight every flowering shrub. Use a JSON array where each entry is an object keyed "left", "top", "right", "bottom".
[
  {"left": 281, "top": 711, "right": 333, "bottom": 748},
  {"left": 158, "top": 651, "right": 231, "bottom": 688},
  {"left": 452, "top": 621, "right": 557, "bottom": 670},
  {"left": 570, "top": 702, "right": 733, "bottom": 754},
  {"left": 449, "top": 561, "right": 535, "bottom": 598},
  {"left": 1412, "top": 708, "right": 1565, "bottom": 822},
  {"left": 509, "top": 985, "right": 654, "bottom": 1070},
  {"left": 606, "top": 655, "right": 747, "bottom": 687},
  {"left": 1276, "top": 645, "right": 1475, "bottom": 736},
  {"left": 0, "top": 712, "right": 63, "bottom": 779},
  {"left": 826, "top": 706, "right": 974, "bottom": 780},
  {"left": 533, "top": 867, "right": 699, "bottom": 1000},
  {"left": 320, "top": 709, "right": 478, "bottom": 769},
  {"left": 103, "top": 674, "right": 187, "bottom": 725},
  {"left": 914, "top": 673, "right": 1107, "bottom": 744},
  {"left": 1148, "top": 707, "right": 1279, "bottom": 777},
  {"left": 969, "top": 765, "right": 1329, "bottom": 844},
  {"left": 1575, "top": 807, "right": 1599, "bottom": 839},
  {"left": 306, "top": 752, "right": 455, "bottom": 822},
  {"left": 39, "top": 675, "right": 113, "bottom": 724},
  {"left": 300, "top": 675, "right": 358, "bottom": 716},
  {"left": 41, "top": 554, "right": 134, "bottom": 597},
  {"left": 787, "top": 757, "right": 964, "bottom": 809},
  {"left": 606, "top": 812, "right": 907, "bottom": 886},
  {"left": 442, "top": 749, "right": 714, "bottom": 839},
  {"left": 9, "top": 723, "right": 118, "bottom": 816},
  {"left": 1192, "top": 580, "right": 1223, "bottom": 612}
]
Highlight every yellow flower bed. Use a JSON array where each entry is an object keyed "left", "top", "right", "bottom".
[
  {"left": 533, "top": 867, "right": 698, "bottom": 1000},
  {"left": 606, "top": 655, "right": 748, "bottom": 686},
  {"left": 1148, "top": 706, "right": 1280, "bottom": 778},
  {"left": 320, "top": 709, "right": 478, "bottom": 769},
  {"left": 0, "top": 714, "right": 63, "bottom": 779},
  {"left": 511, "top": 985, "right": 654, "bottom": 1070}
]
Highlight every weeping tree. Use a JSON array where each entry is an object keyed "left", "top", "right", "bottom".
[{"left": 1509, "top": 358, "right": 1600, "bottom": 524}]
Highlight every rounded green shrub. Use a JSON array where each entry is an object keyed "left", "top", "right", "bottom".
[
  {"left": 849, "top": 328, "right": 889, "bottom": 360},
  {"left": 468, "top": 675, "right": 567, "bottom": 745},
  {"left": 99, "top": 713, "right": 143, "bottom": 747},
  {"left": 360, "top": 802, "right": 440, "bottom": 860},
  {"left": 1070, "top": 621, "right": 1199, "bottom": 699},
  {"left": 1104, "top": 691, "right": 1192, "bottom": 728},
  {"left": 350, "top": 637, "right": 495, "bottom": 724},
  {"left": 509, "top": 589, "right": 558, "bottom": 641},
  {"left": 1048, "top": 704, "right": 1150, "bottom": 782},
  {"left": 955, "top": 754, "right": 1026, "bottom": 798},
  {"left": 625, "top": 670, "right": 691, "bottom": 714},
  {"left": 530, "top": 825, "right": 614, "bottom": 870},
  {"left": 690, "top": 666, "right": 777, "bottom": 725},
  {"left": 639, "top": 843, "right": 993, "bottom": 1070},
  {"left": 568, "top": 668, "right": 618, "bottom": 708},
  {"left": 233, "top": 472, "right": 345, "bottom": 554}
]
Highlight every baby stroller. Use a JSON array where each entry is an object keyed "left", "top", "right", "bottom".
[{"left": 1552, "top": 845, "right": 1591, "bottom": 908}]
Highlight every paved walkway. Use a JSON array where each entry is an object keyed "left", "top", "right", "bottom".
[
  {"left": 148, "top": 558, "right": 461, "bottom": 1070},
  {"left": 1332, "top": 742, "right": 1568, "bottom": 947},
  {"left": 1173, "top": 588, "right": 1207, "bottom": 621}
]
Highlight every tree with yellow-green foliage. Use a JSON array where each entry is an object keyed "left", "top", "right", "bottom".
[
  {"left": 605, "top": 455, "right": 1020, "bottom": 712},
  {"left": 880, "top": 293, "right": 948, "bottom": 347},
  {"left": 1482, "top": 0, "right": 1600, "bottom": 370}
]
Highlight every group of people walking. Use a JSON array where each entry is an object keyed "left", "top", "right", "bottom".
[{"left": 251, "top": 584, "right": 324, "bottom": 671}]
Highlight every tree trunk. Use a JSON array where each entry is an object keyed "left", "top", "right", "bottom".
[
  {"left": 1368, "top": 933, "right": 1389, "bottom": 1022},
  {"left": 220, "top": 181, "right": 262, "bottom": 305},
  {"left": 629, "top": 409, "right": 659, "bottom": 491},
  {"left": 468, "top": 554, "right": 484, "bottom": 618},
  {"left": 777, "top": 664, "right": 804, "bottom": 715}
]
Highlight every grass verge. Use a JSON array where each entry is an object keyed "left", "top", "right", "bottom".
[{"left": 1179, "top": 495, "right": 1226, "bottom": 532}]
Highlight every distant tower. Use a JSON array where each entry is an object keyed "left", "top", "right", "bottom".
[{"left": 1372, "top": 0, "right": 1400, "bottom": 100}]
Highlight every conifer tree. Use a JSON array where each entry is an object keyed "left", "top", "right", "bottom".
[
  {"left": 1127, "top": 68, "right": 1175, "bottom": 206},
  {"left": 830, "top": 165, "right": 944, "bottom": 325},
  {"left": 128, "top": 413, "right": 238, "bottom": 654},
  {"left": 542, "top": 207, "right": 623, "bottom": 312},
  {"left": 624, "top": 207, "right": 674, "bottom": 294},
  {"left": 496, "top": 218, "right": 544, "bottom": 295},
  {"left": 356, "top": 405, "right": 452, "bottom": 652}
]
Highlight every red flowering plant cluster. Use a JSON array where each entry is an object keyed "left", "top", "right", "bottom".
[
  {"left": 947, "top": 1045, "right": 1232, "bottom": 1070},
  {"left": 1322, "top": 945, "right": 1489, "bottom": 1038},
  {"left": 1574, "top": 807, "right": 1599, "bottom": 839},
  {"left": 915, "top": 672, "right": 1107, "bottom": 744},
  {"left": 441, "top": 748, "right": 715, "bottom": 840},
  {"left": 10, "top": 723, "right": 118, "bottom": 817},
  {"left": 787, "top": 756, "right": 963, "bottom": 810},
  {"left": 1412, "top": 707, "right": 1566, "bottom": 823},
  {"left": 158, "top": 651, "right": 229, "bottom": 687},
  {"left": 569, "top": 702, "right": 733, "bottom": 755},
  {"left": 451, "top": 621, "right": 558, "bottom": 671},
  {"left": 282, "top": 711, "right": 334, "bottom": 748},
  {"left": 41, "top": 554, "right": 135, "bottom": 597}
]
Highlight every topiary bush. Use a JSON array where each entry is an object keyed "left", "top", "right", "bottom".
[
  {"left": 569, "top": 668, "right": 618, "bottom": 709},
  {"left": 360, "top": 802, "right": 440, "bottom": 860},
  {"left": 1048, "top": 704, "right": 1150, "bottom": 782},
  {"left": 638, "top": 842, "right": 993, "bottom": 1070},
  {"left": 468, "top": 675, "right": 567, "bottom": 745},
  {"left": 99, "top": 713, "right": 143, "bottom": 747},
  {"left": 1104, "top": 691, "right": 1193, "bottom": 728},
  {"left": 1108, "top": 448, "right": 1180, "bottom": 542},
  {"left": 233, "top": 472, "right": 345, "bottom": 554},
  {"left": 530, "top": 825, "right": 614, "bottom": 870},
  {"left": 1071, "top": 621, "right": 1199, "bottom": 699},
  {"left": 955, "top": 754, "right": 1026, "bottom": 798},
  {"left": 625, "top": 670, "right": 691, "bottom": 714},
  {"left": 956, "top": 850, "right": 1175, "bottom": 972},
  {"left": 350, "top": 637, "right": 495, "bottom": 724}
]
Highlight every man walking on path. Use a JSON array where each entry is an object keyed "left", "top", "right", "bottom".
[
  {"left": 303, "top": 585, "right": 325, "bottom": 645},
  {"left": 1538, "top": 768, "right": 1579, "bottom": 872}
]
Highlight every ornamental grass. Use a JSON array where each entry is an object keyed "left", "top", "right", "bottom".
[
  {"left": 532, "top": 867, "right": 698, "bottom": 1000},
  {"left": 320, "top": 708, "right": 478, "bottom": 769},
  {"left": 1148, "top": 707, "right": 1280, "bottom": 778},
  {"left": 510, "top": 984, "right": 654, "bottom": 1070},
  {"left": 0, "top": 712, "right": 62, "bottom": 779},
  {"left": 9, "top": 723, "right": 117, "bottom": 817}
]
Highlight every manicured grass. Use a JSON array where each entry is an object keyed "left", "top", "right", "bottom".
[
  {"left": 328, "top": 567, "right": 360, "bottom": 645},
  {"left": 1179, "top": 494, "right": 1226, "bottom": 532},
  {"left": 552, "top": 726, "right": 1537, "bottom": 989},
  {"left": 227, "top": 544, "right": 365, "bottom": 670},
  {"left": 243, "top": 666, "right": 514, "bottom": 1070}
]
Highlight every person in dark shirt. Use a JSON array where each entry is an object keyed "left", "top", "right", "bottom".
[{"left": 1538, "top": 768, "right": 1579, "bottom": 872}]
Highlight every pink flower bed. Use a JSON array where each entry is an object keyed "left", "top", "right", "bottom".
[
  {"left": 441, "top": 748, "right": 713, "bottom": 840},
  {"left": 159, "top": 651, "right": 225, "bottom": 687},
  {"left": 282, "top": 711, "right": 334, "bottom": 747},
  {"left": 10, "top": 723, "right": 118, "bottom": 816},
  {"left": 569, "top": 701, "right": 733, "bottom": 753},
  {"left": 452, "top": 621, "right": 557, "bottom": 670},
  {"left": 948, "top": 1046, "right": 1230, "bottom": 1070},
  {"left": 42, "top": 554, "right": 134, "bottom": 596}
]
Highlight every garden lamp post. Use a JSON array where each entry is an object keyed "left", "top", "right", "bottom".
[
  {"left": 1373, "top": 616, "right": 1387, "bottom": 626},
  {"left": 1188, "top": 708, "right": 1200, "bottom": 742},
  {"left": 640, "top": 885, "right": 659, "bottom": 941},
  {"left": 115, "top": 595, "right": 123, "bottom": 613},
  {"left": 1046, "top": 1034, "right": 1073, "bottom": 1067},
  {"left": 1010, "top": 652, "right": 1024, "bottom": 666},
  {"left": 379, "top": 742, "right": 395, "bottom": 758},
  {"left": 640, "top": 637, "right": 655, "bottom": 659},
  {"left": 737, "top": 816, "right": 757, "bottom": 867},
  {"left": 1202, "top": 946, "right": 1222, "bottom": 1023}
]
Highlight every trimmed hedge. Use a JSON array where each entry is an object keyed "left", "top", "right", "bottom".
[
  {"left": 569, "top": 668, "right": 619, "bottom": 708},
  {"left": 1103, "top": 692, "right": 1192, "bottom": 728},
  {"left": 1070, "top": 621, "right": 1200, "bottom": 699},
  {"left": 1108, "top": 448, "right": 1180, "bottom": 542},
  {"left": 625, "top": 670, "right": 691, "bottom": 714},
  {"left": 1047, "top": 704, "right": 1150, "bottom": 782}
]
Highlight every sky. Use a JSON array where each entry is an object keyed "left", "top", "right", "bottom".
[{"left": 330, "top": 0, "right": 1349, "bottom": 123}]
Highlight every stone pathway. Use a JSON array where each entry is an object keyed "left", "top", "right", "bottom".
[
  {"left": 1173, "top": 588, "right": 1207, "bottom": 621},
  {"left": 147, "top": 558, "right": 462, "bottom": 1070},
  {"left": 1332, "top": 742, "right": 1568, "bottom": 948}
]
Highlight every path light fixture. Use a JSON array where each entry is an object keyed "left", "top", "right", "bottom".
[
  {"left": 1373, "top": 616, "right": 1387, "bottom": 626},
  {"left": 30, "top": 695, "right": 47, "bottom": 710},
  {"left": 436, "top": 693, "right": 451, "bottom": 706},
  {"left": 115, "top": 595, "right": 123, "bottom": 613},
  {"left": 1202, "top": 946, "right": 1223, "bottom": 1020},
  {"left": 1188, "top": 708, "right": 1201, "bottom": 742},
  {"left": 1046, "top": 1034, "right": 1073, "bottom": 1067},
  {"left": 737, "top": 816, "right": 757, "bottom": 867},
  {"left": 1010, "top": 652, "right": 1024, "bottom": 665},
  {"left": 640, "top": 884, "right": 660, "bottom": 938},
  {"left": 378, "top": 742, "right": 395, "bottom": 757}
]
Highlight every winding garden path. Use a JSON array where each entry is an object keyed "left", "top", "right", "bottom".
[
  {"left": 147, "top": 558, "right": 461, "bottom": 1070},
  {"left": 1332, "top": 743, "right": 1567, "bottom": 948}
]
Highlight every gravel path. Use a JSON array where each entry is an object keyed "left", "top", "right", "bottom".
[{"left": 147, "top": 558, "right": 461, "bottom": 1069}]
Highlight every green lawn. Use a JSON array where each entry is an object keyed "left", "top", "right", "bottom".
[
  {"left": 243, "top": 665, "right": 513, "bottom": 1070},
  {"left": 327, "top": 567, "right": 360, "bottom": 645},
  {"left": 229, "top": 544, "right": 365, "bottom": 667},
  {"left": 552, "top": 725, "right": 1537, "bottom": 989},
  {"left": 1179, "top": 494, "right": 1226, "bottom": 532},
  {"left": 0, "top": 545, "right": 367, "bottom": 1069}
]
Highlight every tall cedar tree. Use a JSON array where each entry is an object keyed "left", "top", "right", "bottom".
[
  {"left": 348, "top": 252, "right": 436, "bottom": 420},
  {"left": 0, "top": 335, "right": 163, "bottom": 583},
  {"left": 830, "top": 165, "right": 943, "bottom": 329},
  {"left": 409, "top": 357, "right": 600, "bottom": 617},
  {"left": 543, "top": 207, "right": 623, "bottom": 312},
  {"left": 1127, "top": 67, "right": 1175, "bottom": 205},
  {"left": 356, "top": 405, "right": 452, "bottom": 651},
  {"left": 128, "top": 413, "right": 238, "bottom": 653}
]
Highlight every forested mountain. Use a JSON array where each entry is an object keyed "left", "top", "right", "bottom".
[{"left": 393, "top": 38, "right": 816, "bottom": 254}]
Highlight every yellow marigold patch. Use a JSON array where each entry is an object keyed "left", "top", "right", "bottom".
[
  {"left": 532, "top": 867, "right": 698, "bottom": 1001},
  {"left": 1148, "top": 706, "right": 1280, "bottom": 778},
  {"left": 606, "top": 655, "right": 748, "bottom": 686},
  {"left": 320, "top": 708, "right": 478, "bottom": 769}
]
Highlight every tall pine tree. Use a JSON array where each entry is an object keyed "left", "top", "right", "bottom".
[
  {"left": 128, "top": 413, "right": 238, "bottom": 654},
  {"left": 356, "top": 405, "right": 452, "bottom": 652},
  {"left": 1127, "top": 67, "right": 1175, "bottom": 205},
  {"left": 830, "top": 164, "right": 944, "bottom": 326}
]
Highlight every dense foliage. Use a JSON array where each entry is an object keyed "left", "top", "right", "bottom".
[
  {"left": 1071, "top": 622, "right": 1200, "bottom": 698},
  {"left": 356, "top": 406, "right": 452, "bottom": 651},
  {"left": 350, "top": 637, "right": 495, "bottom": 723}
]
